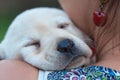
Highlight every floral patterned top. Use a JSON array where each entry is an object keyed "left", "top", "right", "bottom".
[{"left": 38, "top": 66, "right": 120, "bottom": 80}]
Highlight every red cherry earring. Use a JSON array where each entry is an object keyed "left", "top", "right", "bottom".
[{"left": 93, "top": 0, "right": 109, "bottom": 27}]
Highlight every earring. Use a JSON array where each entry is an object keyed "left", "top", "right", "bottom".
[{"left": 93, "top": 0, "right": 109, "bottom": 27}]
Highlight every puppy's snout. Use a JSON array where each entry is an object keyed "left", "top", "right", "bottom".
[{"left": 57, "top": 39, "right": 74, "bottom": 53}]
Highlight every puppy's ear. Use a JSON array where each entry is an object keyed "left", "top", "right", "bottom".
[{"left": 0, "top": 44, "right": 5, "bottom": 60}]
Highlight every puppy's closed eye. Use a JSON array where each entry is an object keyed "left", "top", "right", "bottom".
[
  {"left": 58, "top": 23, "right": 69, "bottom": 29},
  {"left": 56, "top": 16, "right": 70, "bottom": 29},
  {"left": 25, "top": 40, "right": 40, "bottom": 48},
  {"left": 21, "top": 39, "right": 41, "bottom": 57}
]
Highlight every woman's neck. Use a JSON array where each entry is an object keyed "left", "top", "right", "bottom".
[{"left": 94, "top": 45, "right": 120, "bottom": 71}]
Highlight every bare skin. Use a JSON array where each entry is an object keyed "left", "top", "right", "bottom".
[{"left": 0, "top": 60, "right": 38, "bottom": 80}]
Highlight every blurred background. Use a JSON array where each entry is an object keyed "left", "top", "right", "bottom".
[{"left": 0, "top": 0, "right": 61, "bottom": 42}]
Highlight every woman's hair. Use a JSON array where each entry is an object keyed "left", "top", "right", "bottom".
[{"left": 95, "top": 0, "right": 120, "bottom": 60}]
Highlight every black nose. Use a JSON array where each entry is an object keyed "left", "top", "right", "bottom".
[{"left": 57, "top": 39, "right": 74, "bottom": 53}]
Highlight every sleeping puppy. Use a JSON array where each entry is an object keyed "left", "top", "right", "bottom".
[{"left": 0, "top": 7, "right": 94, "bottom": 70}]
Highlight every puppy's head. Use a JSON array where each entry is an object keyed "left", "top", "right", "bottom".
[{"left": 1, "top": 8, "right": 93, "bottom": 70}]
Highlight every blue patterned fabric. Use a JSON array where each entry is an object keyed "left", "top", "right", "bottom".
[{"left": 47, "top": 66, "right": 120, "bottom": 80}]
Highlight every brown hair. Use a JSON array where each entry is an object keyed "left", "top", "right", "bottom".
[{"left": 95, "top": 0, "right": 120, "bottom": 60}]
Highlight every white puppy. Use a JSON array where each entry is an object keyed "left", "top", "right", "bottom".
[{"left": 0, "top": 7, "right": 94, "bottom": 70}]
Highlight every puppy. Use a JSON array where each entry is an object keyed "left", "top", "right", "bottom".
[{"left": 0, "top": 7, "right": 94, "bottom": 70}]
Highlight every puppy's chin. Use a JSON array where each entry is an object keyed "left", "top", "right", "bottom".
[{"left": 65, "top": 56, "right": 90, "bottom": 69}]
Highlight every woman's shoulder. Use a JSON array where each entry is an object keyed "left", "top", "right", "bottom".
[{"left": 39, "top": 66, "right": 120, "bottom": 80}]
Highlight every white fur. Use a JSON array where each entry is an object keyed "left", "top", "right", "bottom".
[{"left": 0, "top": 7, "right": 93, "bottom": 70}]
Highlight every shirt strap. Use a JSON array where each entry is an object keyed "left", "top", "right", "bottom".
[{"left": 38, "top": 70, "right": 52, "bottom": 80}]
